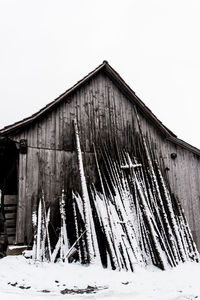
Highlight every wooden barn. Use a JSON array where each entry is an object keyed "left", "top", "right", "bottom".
[{"left": 0, "top": 61, "right": 200, "bottom": 268}]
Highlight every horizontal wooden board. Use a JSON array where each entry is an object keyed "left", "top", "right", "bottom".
[
  {"left": 4, "top": 206, "right": 17, "bottom": 212},
  {"left": 6, "top": 228, "right": 16, "bottom": 235},
  {"left": 5, "top": 213, "right": 17, "bottom": 220},
  {"left": 4, "top": 195, "right": 17, "bottom": 205},
  {"left": 5, "top": 219, "right": 16, "bottom": 227},
  {"left": 7, "top": 71, "right": 200, "bottom": 252}
]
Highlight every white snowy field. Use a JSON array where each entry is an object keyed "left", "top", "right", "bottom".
[{"left": 0, "top": 256, "right": 200, "bottom": 300}]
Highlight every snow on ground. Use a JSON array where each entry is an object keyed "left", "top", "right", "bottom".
[{"left": 0, "top": 256, "right": 200, "bottom": 300}]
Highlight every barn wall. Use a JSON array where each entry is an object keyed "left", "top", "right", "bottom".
[
  {"left": 16, "top": 149, "right": 97, "bottom": 243},
  {"left": 9, "top": 72, "right": 200, "bottom": 249}
]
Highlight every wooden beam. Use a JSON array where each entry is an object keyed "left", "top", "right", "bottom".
[{"left": 4, "top": 195, "right": 17, "bottom": 205}]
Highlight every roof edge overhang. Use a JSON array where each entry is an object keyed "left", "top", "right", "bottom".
[
  {"left": 0, "top": 61, "right": 108, "bottom": 135},
  {"left": 0, "top": 61, "right": 200, "bottom": 156}
]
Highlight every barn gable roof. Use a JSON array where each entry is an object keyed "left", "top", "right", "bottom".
[{"left": 0, "top": 61, "right": 200, "bottom": 155}]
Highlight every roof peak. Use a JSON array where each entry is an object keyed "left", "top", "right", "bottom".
[{"left": 0, "top": 61, "right": 199, "bottom": 156}]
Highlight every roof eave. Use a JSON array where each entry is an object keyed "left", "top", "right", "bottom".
[
  {"left": 0, "top": 61, "right": 108, "bottom": 135},
  {"left": 0, "top": 61, "right": 200, "bottom": 157}
]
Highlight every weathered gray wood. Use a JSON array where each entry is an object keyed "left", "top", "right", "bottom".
[
  {"left": 6, "top": 72, "right": 200, "bottom": 251},
  {"left": 4, "top": 195, "right": 17, "bottom": 205},
  {"left": 5, "top": 219, "right": 16, "bottom": 227},
  {"left": 15, "top": 154, "right": 27, "bottom": 243},
  {"left": 4, "top": 206, "right": 17, "bottom": 212},
  {"left": 7, "top": 236, "right": 15, "bottom": 244},
  {"left": 6, "top": 227, "right": 16, "bottom": 235},
  {"left": 4, "top": 213, "right": 16, "bottom": 220}
]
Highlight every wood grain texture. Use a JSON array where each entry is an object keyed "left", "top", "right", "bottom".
[
  {"left": 4, "top": 195, "right": 17, "bottom": 205},
  {"left": 7, "top": 72, "right": 200, "bottom": 249}
]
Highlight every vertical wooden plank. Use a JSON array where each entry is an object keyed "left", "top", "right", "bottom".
[
  {"left": 24, "top": 148, "right": 39, "bottom": 243},
  {"left": 24, "top": 147, "right": 33, "bottom": 243},
  {"left": 37, "top": 120, "right": 42, "bottom": 149},
  {"left": 15, "top": 153, "right": 27, "bottom": 244},
  {"left": 50, "top": 110, "right": 56, "bottom": 149},
  {"left": 55, "top": 106, "right": 60, "bottom": 150},
  {"left": 62, "top": 101, "right": 68, "bottom": 151},
  {"left": 59, "top": 103, "right": 64, "bottom": 150},
  {"left": 4, "top": 70, "right": 200, "bottom": 252},
  {"left": 40, "top": 119, "right": 46, "bottom": 149}
]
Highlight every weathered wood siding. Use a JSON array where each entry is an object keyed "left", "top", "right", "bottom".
[{"left": 9, "top": 72, "right": 200, "bottom": 249}]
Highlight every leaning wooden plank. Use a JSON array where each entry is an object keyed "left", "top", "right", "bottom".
[
  {"left": 133, "top": 107, "right": 183, "bottom": 266},
  {"left": 59, "top": 190, "right": 69, "bottom": 262},
  {"left": 66, "top": 230, "right": 86, "bottom": 259},
  {"left": 93, "top": 143, "right": 121, "bottom": 268},
  {"left": 134, "top": 158, "right": 178, "bottom": 267},
  {"left": 73, "top": 192, "right": 84, "bottom": 221},
  {"left": 36, "top": 199, "right": 42, "bottom": 261},
  {"left": 72, "top": 197, "right": 82, "bottom": 262},
  {"left": 113, "top": 188, "right": 144, "bottom": 267},
  {"left": 32, "top": 210, "right": 37, "bottom": 261},
  {"left": 175, "top": 197, "right": 199, "bottom": 262},
  {"left": 41, "top": 204, "right": 46, "bottom": 261},
  {"left": 87, "top": 196, "right": 101, "bottom": 265},
  {"left": 155, "top": 161, "right": 187, "bottom": 263},
  {"left": 46, "top": 207, "right": 51, "bottom": 260},
  {"left": 73, "top": 192, "right": 88, "bottom": 263},
  {"left": 102, "top": 149, "right": 143, "bottom": 267},
  {"left": 41, "top": 191, "right": 52, "bottom": 262},
  {"left": 131, "top": 165, "right": 168, "bottom": 270},
  {"left": 73, "top": 191, "right": 88, "bottom": 262},
  {"left": 109, "top": 200, "right": 133, "bottom": 271},
  {"left": 73, "top": 119, "right": 94, "bottom": 264},
  {"left": 61, "top": 191, "right": 68, "bottom": 250},
  {"left": 91, "top": 188, "right": 121, "bottom": 270},
  {"left": 52, "top": 235, "right": 61, "bottom": 263}
]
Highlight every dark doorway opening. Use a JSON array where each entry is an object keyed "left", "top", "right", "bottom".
[{"left": 0, "top": 137, "right": 18, "bottom": 250}]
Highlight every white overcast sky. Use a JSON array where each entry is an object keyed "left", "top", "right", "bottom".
[{"left": 0, "top": 0, "right": 200, "bottom": 148}]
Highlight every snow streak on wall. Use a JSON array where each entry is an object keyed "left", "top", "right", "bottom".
[
  {"left": 70, "top": 140, "right": 199, "bottom": 271},
  {"left": 32, "top": 133, "right": 199, "bottom": 271}
]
